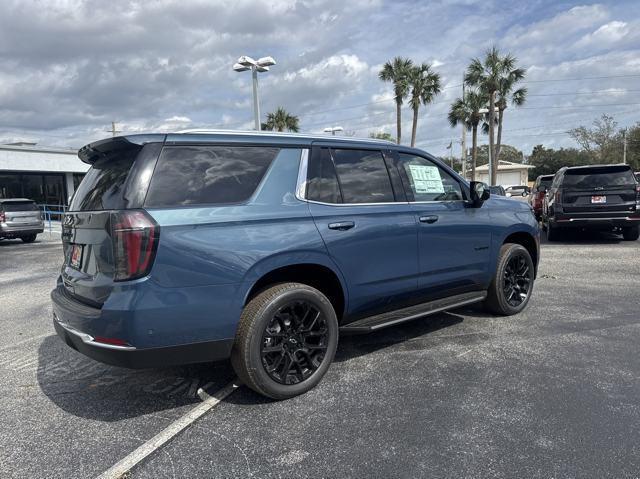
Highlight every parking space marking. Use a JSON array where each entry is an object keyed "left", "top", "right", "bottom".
[{"left": 95, "top": 380, "right": 240, "bottom": 479}]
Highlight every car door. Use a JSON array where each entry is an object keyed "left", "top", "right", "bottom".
[
  {"left": 304, "top": 145, "right": 419, "bottom": 317},
  {"left": 394, "top": 152, "right": 492, "bottom": 299}
]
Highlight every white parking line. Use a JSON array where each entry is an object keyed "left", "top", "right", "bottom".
[{"left": 95, "top": 380, "right": 240, "bottom": 479}]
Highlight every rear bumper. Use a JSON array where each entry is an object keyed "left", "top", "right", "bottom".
[
  {"left": 552, "top": 212, "right": 640, "bottom": 228},
  {"left": 0, "top": 224, "right": 44, "bottom": 237},
  {"left": 51, "top": 284, "right": 234, "bottom": 368}
]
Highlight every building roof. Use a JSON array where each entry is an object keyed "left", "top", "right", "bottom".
[
  {"left": 0, "top": 143, "right": 87, "bottom": 173},
  {"left": 475, "top": 160, "right": 534, "bottom": 171}
]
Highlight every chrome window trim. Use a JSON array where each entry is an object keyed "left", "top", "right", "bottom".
[{"left": 295, "top": 147, "right": 466, "bottom": 207}]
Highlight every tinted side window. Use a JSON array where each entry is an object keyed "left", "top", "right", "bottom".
[
  {"left": 331, "top": 149, "right": 394, "bottom": 203},
  {"left": 306, "top": 148, "right": 341, "bottom": 203},
  {"left": 145, "top": 146, "right": 278, "bottom": 207},
  {"left": 397, "top": 154, "right": 463, "bottom": 201}
]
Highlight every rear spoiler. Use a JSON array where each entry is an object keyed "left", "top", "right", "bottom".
[{"left": 78, "top": 135, "right": 166, "bottom": 165}]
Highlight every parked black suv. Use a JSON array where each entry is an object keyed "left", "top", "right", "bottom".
[{"left": 542, "top": 164, "right": 640, "bottom": 241}]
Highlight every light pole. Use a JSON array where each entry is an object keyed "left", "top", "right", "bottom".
[
  {"left": 323, "top": 126, "right": 344, "bottom": 136},
  {"left": 233, "top": 56, "right": 276, "bottom": 131}
]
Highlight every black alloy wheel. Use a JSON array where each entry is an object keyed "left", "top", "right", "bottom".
[
  {"left": 261, "top": 300, "right": 328, "bottom": 385},
  {"left": 503, "top": 253, "right": 532, "bottom": 307}
]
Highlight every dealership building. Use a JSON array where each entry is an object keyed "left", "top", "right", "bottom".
[{"left": 0, "top": 143, "right": 87, "bottom": 207}]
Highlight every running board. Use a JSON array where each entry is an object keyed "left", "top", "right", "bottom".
[{"left": 339, "top": 291, "right": 487, "bottom": 333}]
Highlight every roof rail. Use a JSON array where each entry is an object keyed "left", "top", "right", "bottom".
[{"left": 174, "top": 129, "right": 394, "bottom": 144}]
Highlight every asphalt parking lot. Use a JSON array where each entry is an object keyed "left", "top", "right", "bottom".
[{"left": 1, "top": 229, "right": 639, "bottom": 478}]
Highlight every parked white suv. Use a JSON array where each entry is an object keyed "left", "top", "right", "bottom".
[{"left": 0, "top": 199, "right": 44, "bottom": 243}]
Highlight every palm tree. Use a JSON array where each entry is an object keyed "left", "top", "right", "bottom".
[
  {"left": 261, "top": 107, "right": 300, "bottom": 132},
  {"left": 464, "top": 46, "right": 526, "bottom": 185},
  {"left": 408, "top": 63, "right": 441, "bottom": 147},
  {"left": 379, "top": 57, "right": 413, "bottom": 145},
  {"left": 495, "top": 76, "right": 527, "bottom": 162},
  {"left": 448, "top": 90, "right": 487, "bottom": 181}
]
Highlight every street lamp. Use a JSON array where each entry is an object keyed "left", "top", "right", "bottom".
[
  {"left": 323, "top": 126, "right": 344, "bottom": 136},
  {"left": 478, "top": 107, "right": 499, "bottom": 185},
  {"left": 233, "top": 55, "right": 276, "bottom": 131}
]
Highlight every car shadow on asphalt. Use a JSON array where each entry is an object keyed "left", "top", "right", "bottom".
[
  {"left": 37, "top": 311, "right": 467, "bottom": 412},
  {"left": 36, "top": 335, "right": 236, "bottom": 422},
  {"left": 539, "top": 229, "right": 624, "bottom": 245}
]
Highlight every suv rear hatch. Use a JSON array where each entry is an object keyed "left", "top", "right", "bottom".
[
  {"left": 61, "top": 136, "right": 163, "bottom": 306},
  {"left": 561, "top": 165, "right": 638, "bottom": 215},
  {"left": 1, "top": 200, "right": 41, "bottom": 226}
]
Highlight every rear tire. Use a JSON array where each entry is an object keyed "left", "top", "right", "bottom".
[
  {"left": 231, "top": 282, "right": 338, "bottom": 400},
  {"left": 485, "top": 243, "right": 535, "bottom": 316},
  {"left": 21, "top": 234, "right": 37, "bottom": 243},
  {"left": 546, "top": 221, "right": 560, "bottom": 241},
  {"left": 622, "top": 226, "right": 639, "bottom": 241}
]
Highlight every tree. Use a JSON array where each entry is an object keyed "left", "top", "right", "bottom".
[
  {"left": 379, "top": 57, "right": 413, "bottom": 145},
  {"left": 369, "top": 131, "right": 396, "bottom": 142},
  {"left": 261, "top": 107, "right": 300, "bottom": 132},
  {"left": 448, "top": 89, "right": 487, "bottom": 181},
  {"left": 568, "top": 114, "right": 623, "bottom": 163},
  {"left": 464, "top": 46, "right": 526, "bottom": 185},
  {"left": 408, "top": 63, "right": 441, "bottom": 147},
  {"left": 528, "top": 145, "right": 591, "bottom": 179}
]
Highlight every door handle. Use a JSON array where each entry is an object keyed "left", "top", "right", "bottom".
[
  {"left": 419, "top": 215, "right": 439, "bottom": 224},
  {"left": 328, "top": 221, "right": 355, "bottom": 231}
]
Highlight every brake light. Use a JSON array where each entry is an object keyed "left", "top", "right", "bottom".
[
  {"left": 0, "top": 212, "right": 4, "bottom": 222},
  {"left": 111, "top": 210, "right": 159, "bottom": 281},
  {"left": 555, "top": 191, "right": 561, "bottom": 203}
]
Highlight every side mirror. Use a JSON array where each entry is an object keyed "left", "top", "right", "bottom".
[
  {"left": 469, "top": 181, "right": 490, "bottom": 207},
  {"left": 538, "top": 185, "right": 547, "bottom": 193}
]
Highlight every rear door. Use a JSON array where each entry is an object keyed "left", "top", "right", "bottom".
[
  {"left": 61, "top": 139, "right": 162, "bottom": 305},
  {"left": 395, "top": 152, "right": 492, "bottom": 297},
  {"left": 561, "top": 166, "right": 637, "bottom": 215},
  {"left": 305, "top": 146, "right": 418, "bottom": 317}
]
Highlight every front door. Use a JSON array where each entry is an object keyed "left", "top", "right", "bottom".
[
  {"left": 395, "top": 152, "right": 492, "bottom": 298},
  {"left": 305, "top": 146, "right": 418, "bottom": 317}
]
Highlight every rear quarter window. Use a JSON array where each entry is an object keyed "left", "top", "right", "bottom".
[{"left": 144, "top": 146, "right": 279, "bottom": 207}]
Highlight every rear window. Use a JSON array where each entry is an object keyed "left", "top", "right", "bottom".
[
  {"left": 144, "top": 146, "right": 279, "bottom": 207},
  {"left": 539, "top": 177, "right": 553, "bottom": 188},
  {"left": 1, "top": 202, "right": 38, "bottom": 212},
  {"left": 70, "top": 151, "right": 138, "bottom": 211},
  {"left": 563, "top": 166, "right": 635, "bottom": 189}
]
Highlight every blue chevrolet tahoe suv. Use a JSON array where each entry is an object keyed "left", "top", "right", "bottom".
[{"left": 52, "top": 131, "right": 539, "bottom": 399}]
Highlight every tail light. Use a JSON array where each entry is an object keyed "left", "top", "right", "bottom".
[
  {"left": 0, "top": 212, "right": 4, "bottom": 222},
  {"left": 111, "top": 210, "right": 159, "bottom": 282},
  {"left": 636, "top": 184, "right": 640, "bottom": 206}
]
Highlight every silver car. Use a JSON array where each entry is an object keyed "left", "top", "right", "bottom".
[{"left": 0, "top": 199, "right": 44, "bottom": 243}]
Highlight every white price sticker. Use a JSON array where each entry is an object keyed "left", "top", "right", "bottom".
[{"left": 408, "top": 165, "right": 444, "bottom": 194}]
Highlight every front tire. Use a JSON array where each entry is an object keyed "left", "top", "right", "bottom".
[
  {"left": 485, "top": 243, "right": 535, "bottom": 316},
  {"left": 622, "top": 226, "right": 639, "bottom": 241},
  {"left": 231, "top": 283, "right": 338, "bottom": 400},
  {"left": 546, "top": 221, "right": 560, "bottom": 241}
]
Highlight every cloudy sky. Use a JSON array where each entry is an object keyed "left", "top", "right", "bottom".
[{"left": 1, "top": 0, "right": 639, "bottom": 156}]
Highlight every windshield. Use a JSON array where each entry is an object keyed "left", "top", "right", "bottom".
[{"left": 563, "top": 166, "right": 635, "bottom": 189}]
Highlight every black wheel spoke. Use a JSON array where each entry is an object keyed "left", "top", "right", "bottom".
[
  {"left": 261, "top": 299, "right": 330, "bottom": 385},
  {"left": 502, "top": 252, "right": 533, "bottom": 307}
]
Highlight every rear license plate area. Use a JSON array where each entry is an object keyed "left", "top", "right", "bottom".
[
  {"left": 591, "top": 195, "right": 606, "bottom": 204},
  {"left": 70, "top": 244, "right": 84, "bottom": 270}
]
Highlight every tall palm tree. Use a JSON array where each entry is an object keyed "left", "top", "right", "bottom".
[
  {"left": 495, "top": 76, "right": 527, "bottom": 162},
  {"left": 261, "top": 107, "right": 300, "bottom": 132},
  {"left": 464, "top": 46, "right": 525, "bottom": 185},
  {"left": 379, "top": 57, "right": 413, "bottom": 145},
  {"left": 408, "top": 63, "right": 441, "bottom": 147},
  {"left": 448, "top": 90, "right": 487, "bottom": 181}
]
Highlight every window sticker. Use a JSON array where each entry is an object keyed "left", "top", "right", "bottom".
[{"left": 408, "top": 164, "right": 444, "bottom": 194}]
